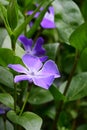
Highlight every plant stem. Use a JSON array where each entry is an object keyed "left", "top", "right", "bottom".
[
  {"left": 19, "top": 91, "right": 30, "bottom": 116},
  {"left": 52, "top": 50, "right": 80, "bottom": 130},
  {"left": 3, "top": 116, "right": 7, "bottom": 130},
  {"left": 11, "top": 34, "right": 16, "bottom": 51},
  {"left": 19, "top": 83, "right": 32, "bottom": 116},
  {"left": 63, "top": 50, "right": 80, "bottom": 96},
  {"left": 14, "top": 84, "right": 17, "bottom": 113}
]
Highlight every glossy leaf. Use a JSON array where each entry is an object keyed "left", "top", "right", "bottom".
[
  {"left": 66, "top": 72, "right": 87, "bottom": 101},
  {"left": 49, "top": 85, "right": 65, "bottom": 101},
  {"left": 0, "top": 28, "right": 7, "bottom": 47},
  {"left": 44, "top": 43, "right": 59, "bottom": 60},
  {"left": 0, "top": 3, "right": 12, "bottom": 35},
  {"left": 77, "top": 124, "right": 87, "bottom": 130},
  {"left": 69, "top": 22, "right": 87, "bottom": 51},
  {"left": 0, "top": 66, "right": 14, "bottom": 88},
  {"left": 7, "top": 110, "right": 42, "bottom": 130},
  {"left": 2, "top": 35, "right": 25, "bottom": 58},
  {"left": 0, "top": 48, "right": 23, "bottom": 66},
  {"left": 0, "top": 0, "right": 8, "bottom": 5},
  {"left": 53, "top": 0, "right": 84, "bottom": 44},
  {"left": 29, "top": 87, "right": 53, "bottom": 105},
  {"left": 7, "top": 0, "right": 18, "bottom": 30},
  {"left": 0, "top": 93, "right": 14, "bottom": 109}
]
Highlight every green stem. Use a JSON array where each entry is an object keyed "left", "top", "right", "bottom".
[
  {"left": 24, "top": 16, "right": 27, "bottom": 36},
  {"left": 19, "top": 83, "right": 32, "bottom": 116},
  {"left": 11, "top": 34, "right": 16, "bottom": 51},
  {"left": 14, "top": 84, "right": 17, "bottom": 113},
  {"left": 19, "top": 91, "right": 30, "bottom": 116},
  {"left": 52, "top": 50, "right": 80, "bottom": 130},
  {"left": 3, "top": 118, "right": 7, "bottom": 130},
  {"left": 63, "top": 50, "right": 80, "bottom": 95},
  {"left": 0, "top": 85, "right": 6, "bottom": 93}
]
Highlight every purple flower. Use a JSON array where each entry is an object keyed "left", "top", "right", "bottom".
[
  {"left": 18, "top": 35, "right": 48, "bottom": 62},
  {"left": 8, "top": 54, "right": 60, "bottom": 89},
  {"left": 0, "top": 104, "right": 10, "bottom": 115},
  {"left": 27, "top": 6, "right": 56, "bottom": 29}
]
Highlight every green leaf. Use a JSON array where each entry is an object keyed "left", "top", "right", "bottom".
[
  {"left": 0, "top": 93, "right": 14, "bottom": 109},
  {"left": 0, "top": 66, "right": 14, "bottom": 88},
  {"left": 0, "top": 0, "right": 8, "bottom": 5},
  {"left": 78, "top": 48, "right": 87, "bottom": 71},
  {"left": 0, "top": 28, "right": 7, "bottom": 47},
  {"left": 0, "top": 117, "right": 14, "bottom": 130},
  {"left": 49, "top": 85, "right": 65, "bottom": 101},
  {"left": 29, "top": 87, "right": 53, "bottom": 105},
  {"left": 7, "top": 110, "right": 42, "bottom": 130},
  {"left": 53, "top": 0, "right": 84, "bottom": 44},
  {"left": 77, "top": 124, "right": 87, "bottom": 130},
  {"left": 0, "top": 3, "right": 12, "bottom": 35},
  {"left": 0, "top": 48, "right": 23, "bottom": 66},
  {"left": 7, "top": 0, "right": 18, "bottom": 30},
  {"left": 2, "top": 35, "right": 25, "bottom": 58},
  {"left": 44, "top": 43, "right": 59, "bottom": 60},
  {"left": 17, "top": 0, "right": 25, "bottom": 7},
  {"left": 69, "top": 22, "right": 87, "bottom": 51},
  {"left": 66, "top": 72, "right": 87, "bottom": 101},
  {"left": 81, "top": 0, "right": 87, "bottom": 21},
  {"left": 0, "top": 117, "right": 4, "bottom": 130}
]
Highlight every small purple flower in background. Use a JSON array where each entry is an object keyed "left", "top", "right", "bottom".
[
  {"left": 8, "top": 54, "right": 60, "bottom": 89},
  {"left": 0, "top": 104, "right": 10, "bottom": 115},
  {"left": 27, "top": 6, "right": 56, "bottom": 29},
  {"left": 18, "top": 35, "right": 48, "bottom": 62}
]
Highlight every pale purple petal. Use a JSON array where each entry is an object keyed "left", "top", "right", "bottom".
[
  {"left": 14, "top": 75, "right": 32, "bottom": 83},
  {"left": 41, "top": 6, "right": 56, "bottom": 29},
  {"left": 40, "top": 7, "right": 43, "bottom": 11},
  {"left": 29, "top": 21, "right": 34, "bottom": 28},
  {"left": 41, "top": 19, "right": 56, "bottom": 29},
  {"left": 39, "top": 60, "right": 60, "bottom": 78},
  {"left": 34, "top": 12, "right": 40, "bottom": 18},
  {"left": 33, "top": 75, "right": 54, "bottom": 89},
  {"left": 39, "top": 56, "right": 48, "bottom": 62},
  {"left": 27, "top": 10, "right": 33, "bottom": 15},
  {"left": 8, "top": 64, "right": 28, "bottom": 74},
  {"left": 18, "top": 35, "right": 33, "bottom": 51},
  {"left": 0, "top": 109, "right": 5, "bottom": 114},
  {"left": 33, "top": 37, "right": 46, "bottom": 56},
  {"left": 22, "top": 54, "right": 42, "bottom": 71},
  {"left": 27, "top": 10, "right": 40, "bottom": 18},
  {"left": 49, "top": 6, "right": 54, "bottom": 14}
]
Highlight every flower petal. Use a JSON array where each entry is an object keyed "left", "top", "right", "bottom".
[
  {"left": 8, "top": 64, "right": 28, "bottom": 74},
  {"left": 41, "top": 19, "right": 56, "bottom": 29},
  {"left": 22, "top": 54, "right": 43, "bottom": 71},
  {"left": 26, "top": 10, "right": 33, "bottom": 15},
  {"left": 49, "top": 6, "right": 54, "bottom": 14},
  {"left": 39, "top": 60, "right": 60, "bottom": 78},
  {"left": 41, "top": 6, "right": 56, "bottom": 29},
  {"left": 18, "top": 35, "right": 33, "bottom": 51},
  {"left": 39, "top": 56, "right": 48, "bottom": 62},
  {"left": 32, "top": 37, "right": 46, "bottom": 56},
  {"left": 0, "top": 108, "right": 5, "bottom": 114},
  {"left": 14, "top": 75, "right": 32, "bottom": 83},
  {"left": 33, "top": 75, "right": 54, "bottom": 89}
]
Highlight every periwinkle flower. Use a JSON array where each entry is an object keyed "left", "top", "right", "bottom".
[
  {"left": 8, "top": 54, "right": 60, "bottom": 89},
  {"left": 0, "top": 104, "right": 10, "bottom": 115},
  {"left": 18, "top": 35, "right": 48, "bottom": 62},
  {"left": 27, "top": 6, "right": 56, "bottom": 29}
]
